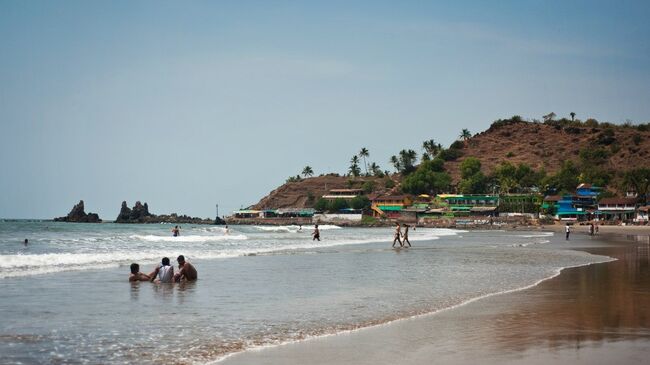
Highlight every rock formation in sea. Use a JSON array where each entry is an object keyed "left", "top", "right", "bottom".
[
  {"left": 115, "top": 201, "right": 214, "bottom": 224},
  {"left": 54, "top": 200, "right": 101, "bottom": 223}
]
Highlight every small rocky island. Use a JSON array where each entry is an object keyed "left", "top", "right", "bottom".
[
  {"left": 115, "top": 201, "right": 215, "bottom": 224},
  {"left": 54, "top": 200, "right": 101, "bottom": 223}
]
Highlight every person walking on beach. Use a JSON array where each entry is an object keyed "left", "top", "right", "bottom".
[
  {"left": 129, "top": 263, "right": 151, "bottom": 282},
  {"left": 393, "top": 223, "right": 403, "bottom": 247},
  {"left": 595, "top": 224, "right": 599, "bottom": 234},
  {"left": 589, "top": 223, "right": 595, "bottom": 236},
  {"left": 402, "top": 224, "right": 412, "bottom": 247},
  {"left": 173, "top": 255, "right": 197, "bottom": 282},
  {"left": 565, "top": 224, "right": 571, "bottom": 240},
  {"left": 149, "top": 257, "right": 174, "bottom": 283},
  {"left": 312, "top": 224, "right": 320, "bottom": 241}
]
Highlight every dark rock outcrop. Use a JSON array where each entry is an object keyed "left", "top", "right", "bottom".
[
  {"left": 54, "top": 200, "right": 101, "bottom": 223},
  {"left": 115, "top": 201, "right": 213, "bottom": 224}
]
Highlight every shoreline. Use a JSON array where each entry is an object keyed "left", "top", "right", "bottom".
[{"left": 219, "top": 228, "right": 650, "bottom": 365}]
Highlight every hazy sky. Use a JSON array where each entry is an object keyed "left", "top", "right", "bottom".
[{"left": 1, "top": 1, "right": 649, "bottom": 219}]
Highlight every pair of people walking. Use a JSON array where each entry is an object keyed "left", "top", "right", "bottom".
[{"left": 392, "top": 223, "right": 411, "bottom": 248}]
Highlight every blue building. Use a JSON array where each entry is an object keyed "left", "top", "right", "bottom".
[{"left": 555, "top": 183, "right": 600, "bottom": 221}]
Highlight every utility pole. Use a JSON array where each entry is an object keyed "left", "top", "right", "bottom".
[{"left": 216, "top": 204, "right": 219, "bottom": 218}]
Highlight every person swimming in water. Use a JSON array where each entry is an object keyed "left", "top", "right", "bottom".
[{"left": 128, "top": 263, "right": 151, "bottom": 282}]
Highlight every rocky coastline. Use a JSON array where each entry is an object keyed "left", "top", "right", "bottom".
[
  {"left": 114, "top": 201, "right": 215, "bottom": 224},
  {"left": 53, "top": 200, "right": 101, "bottom": 223}
]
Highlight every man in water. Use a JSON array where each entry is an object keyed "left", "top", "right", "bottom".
[
  {"left": 149, "top": 257, "right": 174, "bottom": 283},
  {"left": 392, "top": 223, "right": 403, "bottom": 247},
  {"left": 128, "top": 263, "right": 151, "bottom": 282},
  {"left": 23, "top": 238, "right": 28, "bottom": 246},
  {"left": 173, "top": 255, "right": 197, "bottom": 282},
  {"left": 402, "top": 224, "right": 412, "bottom": 247},
  {"left": 312, "top": 224, "right": 320, "bottom": 241},
  {"left": 172, "top": 226, "right": 180, "bottom": 237}
]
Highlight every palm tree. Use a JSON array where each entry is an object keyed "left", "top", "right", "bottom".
[
  {"left": 358, "top": 147, "right": 369, "bottom": 176},
  {"left": 349, "top": 156, "right": 361, "bottom": 177},
  {"left": 570, "top": 112, "right": 576, "bottom": 121},
  {"left": 370, "top": 162, "right": 382, "bottom": 176},
  {"left": 459, "top": 129, "right": 471, "bottom": 142},
  {"left": 302, "top": 166, "right": 314, "bottom": 178},
  {"left": 389, "top": 155, "right": 401, "bottom": 173},
  {"left": 422, "top": 139, "right": 442, "bottom": 158}
]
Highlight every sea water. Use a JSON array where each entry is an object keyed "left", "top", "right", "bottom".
[{"left": 0, "top": 221, "right": 611, "bottom": 364}]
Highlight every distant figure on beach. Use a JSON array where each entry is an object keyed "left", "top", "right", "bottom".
[
  {"left": 595, "top": 224, "right": 599, "bottom": 234},
  {"left": 224, "top": 225, "right": 230, "bottom": 235},
  {"left": 173, "top": 255, "right": 197, "bottom": 282},
  {"left": 402, "top": 224, "right": 412, "bottom": 247},
  {"left": 312, "top": 224, "right": 320, "bottom": 241},
  {"left": 589, "top": 223, "right": 595, "bottom": 236},
  {"left": 172, "top": 226, "right": 180, "bottom": 237},
  {"left": 393, "top": 223, "right": 403, "bottom": 247},
  {"left": 23, "top": 238, "right": 28, "bottom": 246},
  {"left": 298, "top": 224, "right": 302, "bottom": 232},
  {"left": 129, "top": 263, "right": 151, "bottom": 282},
  {"left": 149, "top": 257, "right": 174, "bottom": 283},
  {"left": 565, "top": 224, "right": 571, "bottom": 240}
]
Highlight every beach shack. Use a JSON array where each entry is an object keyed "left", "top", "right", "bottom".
[
  {"left": 322, "top": 189, "right": 363, "bottom": 200},
  {"left": 635, "top": 205, "right": 649, "bottom": 223},
  {"left": 438, "top": 194, "right": 499, "bottom": 217},
  {"left": 597, "top": 197, "right": 637, "bottom": 222},
  {"left": 233, "top": 209, "right": 263, "bottom": 218},
  {"left": 555, "top": 183, "right": 600, "bottom": 221},
  {"left": 499, "top": 194, "right": 542, "bottom": 216},
  {"left": 541, "top": 195, "right": 561, "bottom": 216},
  {"left": 370, "top": 195, "right": 412, "bottom": 218}
]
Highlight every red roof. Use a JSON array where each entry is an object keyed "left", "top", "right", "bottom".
[
  {"left": 598, "top": 197, "right": 637, "bottom": 205},
  {"left": 544, "top": 195, "right": 561, "bottom": 202}
]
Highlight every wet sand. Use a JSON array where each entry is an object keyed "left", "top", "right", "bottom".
[{"left": 220, "top": 229, "right": 650, "bottom": 365}]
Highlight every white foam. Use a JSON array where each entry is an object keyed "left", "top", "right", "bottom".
[{"left": 129, "top": 234, "right": 247, "bottom": 242}]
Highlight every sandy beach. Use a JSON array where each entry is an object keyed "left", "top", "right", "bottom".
[{"left": 220, "top": 227, "right": 650, "bottom": 365}]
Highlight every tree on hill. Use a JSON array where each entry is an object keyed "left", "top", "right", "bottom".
[
  {"left": 570, "top": 112, "right": 576, "bottom": 121},
  {"left": 369, "top": 162, "right": 383, "bottom": 177},
  {"left": 401, "top": 159, "right": 451, "bottom": 195},
  {"left": 623, "top": 168, "right": 650, "bottom": 199},
  {"left": 422, "top": 139, "right": 442, "bottom": 159},
  {"left": 389, "top": 155, "right": 401, "bottom": 173},
  {"left": 302, "top": 166, "right": 314, "bottom": 178},
  {"left": 349, "top": 156, "right": 361, "bottom": 177},
  {"left": 358, "top": 148, "right": 369, "bottom": 176},
  {"left": 459, "top": 129, "right": 471, "bottom": 142},
  {"left": 458, "top": 157, "right": 487, "bottom": 194},
  {"left": 543, "top": 112, "right": 556, "bottom": 123}
]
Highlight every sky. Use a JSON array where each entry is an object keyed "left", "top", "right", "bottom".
[{"left": 1, "top": 0, "right": 649, "bottom": 219}]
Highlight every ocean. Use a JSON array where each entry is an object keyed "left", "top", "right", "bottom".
[{"left": 0, "top": 221, "right": 611, "bottom": 364}]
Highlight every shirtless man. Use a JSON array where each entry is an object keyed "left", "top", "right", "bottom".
[
  {"left": 128, "top": 263, "right": 150, "bottom": 282},
  {"left": 402, "top": 224, "right": 412, "bottom": 247},
  {"left": 312, "top": 224, "right": 320, "bottom": 241},
  {"left": 173, "top": 255, "right": 197, "bottom": 282},
  {"left": 392, "top": 223, "right": 403, "bottom": 247}
]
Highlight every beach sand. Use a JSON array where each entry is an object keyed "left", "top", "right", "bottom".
[{"left": 220, "top": 227, "right": 650, "bottom": 365}]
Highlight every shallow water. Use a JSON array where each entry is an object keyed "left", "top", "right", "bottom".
[{"left": 0, "top": 222, "right": 611, "bottom": 364}]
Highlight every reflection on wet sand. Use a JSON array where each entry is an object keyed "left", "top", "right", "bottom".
[{"left": 221, "top": 233, "right": 650, "bottom": 365}]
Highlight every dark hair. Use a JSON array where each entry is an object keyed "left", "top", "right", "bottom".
[
  {"left": 162, "top": 257, "right": 170, "bottom": 266},
  {"left": 130, "top": 263, "right": 139, "bottom": 274},
  {"left": 177, "top": 255, "right": 185, "bottom": 263}
]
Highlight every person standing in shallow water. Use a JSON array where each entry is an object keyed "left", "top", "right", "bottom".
[
  {"left": 565, "top": 224, "right": 571, "bottom": 240},
  {"left": 402, "top": 224, "right": 412, "bottom": 247},
  {"left": 392, "top": 223, "right": 403, "bottom": 247},
  {"left": 172, "top": 226, "right": 180, "bottom": 237},
  {"left": 312, "top": 224, "right": 320, "bottom": 241}
]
